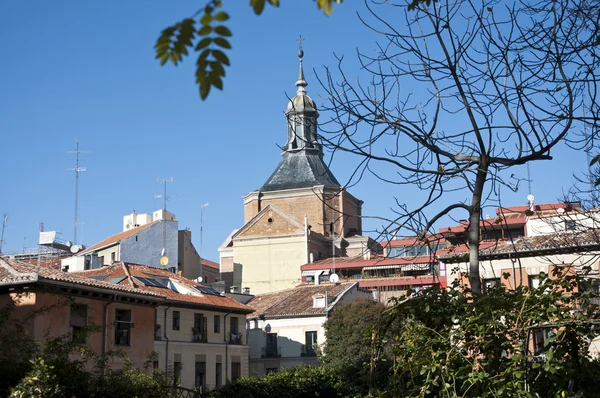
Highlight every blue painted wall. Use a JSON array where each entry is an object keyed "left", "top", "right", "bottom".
[{"left": 120, "top": 220, "right": 179, "bottom": 271}]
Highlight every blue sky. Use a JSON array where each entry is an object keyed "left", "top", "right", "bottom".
[{"left": 0, "top": 1, "right": 590, "bottom": 260}]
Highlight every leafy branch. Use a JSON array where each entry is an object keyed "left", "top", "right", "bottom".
[{"left": 154, "top": 0, "right": 342, "bottom": 100}]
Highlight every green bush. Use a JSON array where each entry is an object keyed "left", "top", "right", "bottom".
[{"left": 209, "top": 366, "right": 358, "bottom": 398}]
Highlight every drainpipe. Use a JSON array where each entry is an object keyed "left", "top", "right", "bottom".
[
  {"left": 101, "top": 294, "right": 117, "bottom": 376},
  {"left": 164, "top": 304, "right": 172, "bottom": 374},
  {"left": 224, "top": 312, "right": 230, "bottom": 381}
]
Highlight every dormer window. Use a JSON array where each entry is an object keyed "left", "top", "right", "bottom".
[{"left": 313, "top": 294, "right": 326, "bottom": 308}]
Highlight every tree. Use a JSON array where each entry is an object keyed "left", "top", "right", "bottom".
[
  {"left": 382, "top": 269, "right": 600, "bottom": 397},
  {"left": 317, "top": 0, "right": 600, "bottom": 293},
  {"left": 154, "top": 0, "right": 342, "bottom": 99},
  {"left": 322, "top": 298, "right": 393, "bottom": 394}
]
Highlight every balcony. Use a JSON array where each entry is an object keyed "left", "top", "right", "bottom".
[
  {"left": 261, "top": 345, "right": 281, "bottom": 358},
  {"left": 229, "top": 333, "right": 243, "bottom": 345},
  {"left": 301, "top": 344, "right": 317, "bottom": 357},
  {"left": 192, "top": 324, "right": 208, "bottom": 343}
]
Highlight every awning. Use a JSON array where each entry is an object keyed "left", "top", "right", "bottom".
[
  {"left": 301, "top": 269, "right": 330, "bottom": 276},
  {"left": 363, "top": 265, "right": 402, "bottom": 271},
  {"left": 364, "top": 263, "right": 432, "bottom": 271}
]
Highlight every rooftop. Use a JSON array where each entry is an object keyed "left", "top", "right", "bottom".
[
  {"left": 74, "top": 262, "right": 252, "bottom": 313},
  {"left": 80, "top": 221, "right": 159, "bottom": 254},
  {"left": 246, "top": 282, "right": 357, "bottom": 318},
  {"left": 0, "top": 257, "right": 162, "bottom": 298}
]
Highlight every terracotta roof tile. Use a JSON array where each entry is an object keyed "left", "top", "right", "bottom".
[
  {"left": 0, "top": 258, "right": 163, "bottom": 298},
  {"left": 440, "top": 230, "right": 600, "bottom": 262},
  {"left": 246, "top": 282, "right": 358, "bottom": 318},
  {"left": 201, "top": 259, "right": 219, "bottom": 270},
  {"left": 75, "top": 262, "right": 252, "bottom": 313},
  {"left": 301, "top": 254, "right": 437, "bottom": 271},
  {"left": 80, "top": 222, "right": 158, "bottom": 254}
]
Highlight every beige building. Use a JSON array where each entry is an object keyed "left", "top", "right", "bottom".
[
  {"left": 0, "top": 258, "right": 163, "bottom": 371},
  {"left": 75, "top": 262, "right": 253, "bottom": 391},
  {"left": 245, "top": 282, "right": 372, "bottom": 376},
  {"left": 220, "top": 50, "right": 370, "bottom": 295}
]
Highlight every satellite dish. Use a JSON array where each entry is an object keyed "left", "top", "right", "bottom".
[
  {"left": 66, "top": 241, "right": 73, "bottom": 247},
  {"left": 160, "top": 256, "right": 169, "bottom": 266},
  {"left": 557, "top": 208, "right": 565, "bottom": 214},
  {"left": 527, "top": 194, "right": 535, "bottom": 203},
  {"left": 195, "top": 276, "right": 203, "bottom": 283},
  {"left": 329, "top": 273, "right": 339, "bottom": 284},
  {"left": 70, "top": 245, "right": 80, "bottom": 254}
]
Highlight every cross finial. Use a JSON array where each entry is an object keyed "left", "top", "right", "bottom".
[{"left": 297, "top": 34, "right": 304, "bottom": 58}]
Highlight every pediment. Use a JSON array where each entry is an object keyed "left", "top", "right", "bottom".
[{"left": 233, "top": 205, "right": 305, "bottom": 240}]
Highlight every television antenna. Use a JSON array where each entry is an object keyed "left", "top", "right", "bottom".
[
  {"left": 0, "top": 214, "right": 7, "bottom": 254},
  {"left": 156, "top": 177, "right": 175, "bottom": 211},
  {"left": 67, "top": 140, "right": 88, "bottom": 245}
]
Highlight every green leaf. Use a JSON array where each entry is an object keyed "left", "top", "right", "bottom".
[
  {"left": 214, "top": 11, "right": 229, "bottom": 21},
  {"left": 211, "top": 61, "right": 225, "bottom": 77},
  {"left": 198, "top": 25, "right": 212, "bottom": 36},
  {"left": 214, "top": 25, "right": 232, "bottom": 37},
  {"left": 212, "top": 50, "right": 230, "bottom": 66},
  {"left": 200, "top": 12, "right": 212, "bottom": 26},
  {"left": 214, "top": 37, "right": 232, "bottom": 49},
  {"left": 195, "top": 37, "right": 212, "bottom": 51},
  {"left": 251, "top": 0, "right": 266, "bottom": 15},
  {"left": 199, "top": 81, "right": 211, "bottom": 100}
]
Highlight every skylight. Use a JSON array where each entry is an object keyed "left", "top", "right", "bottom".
[
  {"left": 108, "top": 276, "right": 126, "bottom": 285},
  {"left": 193, "top": 285, "right": 221, "bottom": 296},
  {"left": 134, "top": 277, "right": 167, "bottom": 288}
]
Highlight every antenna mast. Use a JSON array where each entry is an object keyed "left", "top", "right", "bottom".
[
  {"left": 67, "top": 140, "right": 87, "bottom": 245},
  {"left": 0, "top": 214, "right": 7, "bottom": 254},
  {"left": 157, "top": 177, "right": 175, "bottom": 211},
  {"left": 200, "top": 203, "right": 209, "bottom": 280}
]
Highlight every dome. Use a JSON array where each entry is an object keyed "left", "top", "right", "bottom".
[{"left": 286, "top": 93, "right": 318, "bottom": 114}]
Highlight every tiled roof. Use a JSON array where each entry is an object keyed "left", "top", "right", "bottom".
[
  {"left": 440, "top": 230, "right": 600, "bottom": 262},
  {"left": 201, "top": 259, "right": 219, "bottom": 270},
  {"left": 80, "top": 222, "right": 158, "bottom": 254},
  {"left": 246, "top": 282, "right": 357, "bottom": 318},
  {"left": 301, "top": 253, "right": 437, "bottom": 271},
  {"left": 0, "top": 258, "right": 163, "bottom": 298},
  {"left": 74, "top": 262, "right": 252, "bottom": 313}
]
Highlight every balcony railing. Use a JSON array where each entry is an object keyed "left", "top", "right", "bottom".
[
  {"left": 192, "top": 323, "right": 208, "bottom": 343},
  {"left": 301, "top": 344, "right": 317, "bottom": 357},
  {"left": 229, "top": 333, "right": 243, "bottom": 345},
  {"left": 261, "top": 345, "right": 281, "bottom": 358}
]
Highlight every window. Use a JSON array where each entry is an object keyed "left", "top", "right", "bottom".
[
  {"left": 266, "top": 333, "right": 278, "bottom": 357},
  {"left": 99, "top": 256, "right": 105, "bottom": 265},
  {"left": 483, "top": 278, "right": 501, "bottom": 292},
  {"left": 231, "top": 362, "right": 241, "bottom": 381},
  {"left": 565, "top": 221, "right": 577, "bottom": 231},
  {"left": 214, "top": 315, "right": 220, "bottom": 333},
  {"left": 266, "top": 368, "right": 278, "bottom": 375},
  {"left": 529, "top": 275, "right": 541, "bottom": 289},
  {"left": 172, "top": 311, "right": 180, "bottom": 330},
  {"left": 533, "top": 328, "right": 554, "bottom": 356},
  {"left": 215, "top": 361, "right": 222, "bottom": 387},
  {"left": 305, "top": 331, "right": 317, "bottom": 356},
  {"left": 195, "top": 361, "right": 206, "bottom": 389},
  {"left": 173, "top": 360, "right": 182, "bottom": 386},
  {"left": 111, "top": 251, "right": 116, "bottom": 263},
  {"left": 153, "top": 360, "right": 159, "bottom": 370},
  {"left": 193, "top": 313, "right": 205, "bottom": 341},
  {"left": 70, "top": 303, "right": 88, "bottom": 344},
  {"left": 114, "top": 309, "right": 132, "bottom": 346},
  {"left": 230, "top": 317, "right": 239, "bottom": 334}
]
